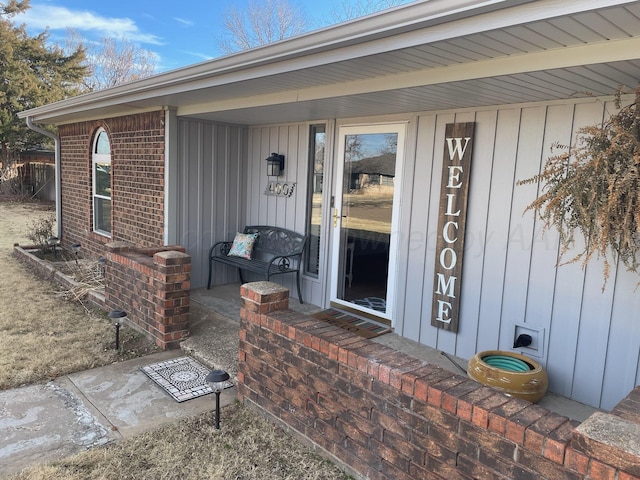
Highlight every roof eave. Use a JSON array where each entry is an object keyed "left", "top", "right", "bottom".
[{"left": 17, "top": 0, "right": 533, "bottom": 123}]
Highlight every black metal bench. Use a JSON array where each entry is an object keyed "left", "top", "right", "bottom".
[{"left": 207, "top": 225, "right": 307, "bottom": 303}]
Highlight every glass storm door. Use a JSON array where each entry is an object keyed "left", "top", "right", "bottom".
[{"left": 330, "top": 124, "right": 405, "bottom": 324}]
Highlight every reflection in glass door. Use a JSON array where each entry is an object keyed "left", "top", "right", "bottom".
[{"left": 330, "top": 124, "right": 405, "bottom": 323}]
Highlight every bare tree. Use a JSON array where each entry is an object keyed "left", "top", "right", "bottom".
[
  {"left": 328, "top": 0, "right": 410, "bottom": 23},
  {"left": 65, "top": 29, "right": 156, "bottom": 91},
  {"left": 217, "top": 0, "right": 309, "bottom": 55}
]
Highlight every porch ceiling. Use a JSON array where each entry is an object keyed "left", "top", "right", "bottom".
[
  {"left": 181, "top": 57, "right": 640, "bottom": 125},
  {"left": 19, "top": 0, "right": 640, "bottom": 126}
]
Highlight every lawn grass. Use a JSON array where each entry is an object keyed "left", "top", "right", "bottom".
[
  {"left": 0, "top": 201, "right": 156, "bottom": 390},
  {"left": 9, "top": 402, "right": 351, "bottom": 480}
]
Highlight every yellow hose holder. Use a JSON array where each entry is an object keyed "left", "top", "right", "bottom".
[{"left": 468, "top": 350, "right": 548, "bottom": 403}]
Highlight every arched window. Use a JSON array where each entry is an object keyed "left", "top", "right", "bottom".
[{"left": 92, "top": 128, "right": 111, "bottom": 235}]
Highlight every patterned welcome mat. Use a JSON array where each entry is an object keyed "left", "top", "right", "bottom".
[
  {"left": 312, "top": 309, "right": 391, "bottom": 339},
  {"left": 141, "top": 356, "right": 232, "bottom": 402},
  {"left": 352, "top": 296, "right": 387, "bottom": 312}
]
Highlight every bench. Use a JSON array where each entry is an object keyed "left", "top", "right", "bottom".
[{"left": 207, "top": 225, "right": 307, "bottom": 303}]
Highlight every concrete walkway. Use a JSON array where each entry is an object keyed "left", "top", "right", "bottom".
[{"left": 0, "top": 351, "right": 236, "bottom": 478}]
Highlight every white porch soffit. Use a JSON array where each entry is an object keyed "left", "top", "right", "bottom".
[{"left": 19, "top": 0, "right": 640, "bottom": 125}]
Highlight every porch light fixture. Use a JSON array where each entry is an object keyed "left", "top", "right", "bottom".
[
  {"left": 206, "top": 369, "right": 231, "bottom": 429},
  {"left": 265, "top": 153, "right": 285, "bottom": 177}
]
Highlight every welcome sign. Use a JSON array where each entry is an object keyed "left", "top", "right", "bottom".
[{"left": 431, "top": 122, "right": 475, "bottom": 333}]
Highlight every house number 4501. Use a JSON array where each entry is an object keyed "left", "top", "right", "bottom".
[{"left": 264, "top": 181, "right": 296, "bottom": 197}]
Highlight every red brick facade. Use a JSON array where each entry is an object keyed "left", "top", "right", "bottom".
[
  {"left": 238, "top": 282, "right": 640, "bottom": 480},
  {"left": 104, "top": 242, "right": 190, "bottom": 349},
  {"left": 57, "top": 111, "right": 165, "bottom": 259}
]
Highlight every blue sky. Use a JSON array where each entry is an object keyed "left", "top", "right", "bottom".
[{"left": 11, "top": 1, "right": 407, "bottom": 72}]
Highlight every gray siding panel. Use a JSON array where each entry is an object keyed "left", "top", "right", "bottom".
[
  {"left": 475, "top": 108, "right": 520, "bottom": 356},
  {"left": 406, "top": 101, "right": 640, "bottom": 409},
  {"left": 399, "top": 115, "right": 436, "bottom": 342},
  {"left": 456, "top": 109, "right": 497, "bottom": 359},
  {"left": 176, "top": 119, "right": 246, "bottom": 289},
  {"left": 243, "top": 124, "right": 322, "bottom": 306}
]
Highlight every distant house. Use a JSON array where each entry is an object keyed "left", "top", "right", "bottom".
[{"left": 19, "top": 0, "right": 640, "bottom": 410}]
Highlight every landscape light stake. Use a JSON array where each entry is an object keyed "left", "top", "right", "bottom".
[
  {"left": 114, "top": 323, "right": 120, "bottom": 350},
  {"left": 108, "top": 310, "right": 127, "bottom": 350},
  {"left": 48, "top": 236, "right": 59, "bottom": 259},
  {"left": 70, "top": 243, "right": 81, "bottom": 265},
  {"left": 206, "top": 369, "right": 230, "bottom": 429}
]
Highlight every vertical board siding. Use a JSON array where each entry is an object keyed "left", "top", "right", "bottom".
[
  {"left": 398, "top": 116, "right": 434, "bottom": 342},
  {"left": 498, "top": 106, "right": 547, "bottom": 359},
  {"left": 473, "top": 108, "right": 521, "bottom": 357},
  {"left": 405, "top": 101, "right": 639, "bottom": 409},
  {"left": 545, "top": 101, "right": 603, "bottom": 398},
  {"left": 601, "top": 266, "right": 640, "bottom": 409},
  {"left": 419, "top": 113, "right": 455, "bottom": 349},
  {"left": 175, "top": 102, "right": 638, "bottom": 409},
  {"left": 243, "top": 124, "right": 322, "bottom": 306},
  {"left": 176, "top": 119, "right": 246, "bottom": 288},
  {"left": 454, "top": 110, "right": 496, "bottom": 358}
]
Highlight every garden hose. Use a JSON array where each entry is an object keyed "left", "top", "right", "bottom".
[{"left": 481, "top": 355, "right": 531, "bottom": 372}]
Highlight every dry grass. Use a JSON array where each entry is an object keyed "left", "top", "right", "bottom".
[
  {"left": 2, "top": 200, "right": 350, "bottom": 480},
  {"left": 10, "top": 402, "right": 351, "bottom": 480},
  {"left": 0, "top": 201, "right": 156, "bottom": 389}
]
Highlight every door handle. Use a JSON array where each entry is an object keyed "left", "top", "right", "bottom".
[{"left": 333, "top": 208, "right": 347, "bottom": 227}]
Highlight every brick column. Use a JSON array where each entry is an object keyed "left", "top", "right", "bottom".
[
  {"left": 572, "top": 387, "right": 640, "bottom": 479},
  {"left": 153, "top": 250, "right": 190, "bottom": 349},
  {"left": 105, "top": 242, "right": 190, "bottom": 349}
]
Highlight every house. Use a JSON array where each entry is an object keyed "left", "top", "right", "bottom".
[{"left": 18, "top": 0, "right": 640, "bottom": 412}]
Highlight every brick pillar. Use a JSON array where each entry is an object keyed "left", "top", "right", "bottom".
[
  {"left": 238, "top": 281, "right": 289, "bottom": 402},
  {"left": 153, "top": 250, "right": 190, "bottom": 349},
  {"left": 240, "top": 281, "right": 289, "bottom": 314},
  {"left": 572, "top": 386, "right": 640, "bottom": 478},
  {"left": 105, "top": 242, "right": 190, "bottom": 349}
]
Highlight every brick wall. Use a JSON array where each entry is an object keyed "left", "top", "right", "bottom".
[
  {"left": 104, "top": 242, "right": 190, "bottom": 349},
  {"left": 238, "top": 282, "right": 640, "bottom": 480},
  {"left": 58, "top": 111, "right": 165, "bottom": 259}
]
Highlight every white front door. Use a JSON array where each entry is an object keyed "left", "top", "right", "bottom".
[{"left": 329, "top": 124, "right": 406, "bottom": 324}]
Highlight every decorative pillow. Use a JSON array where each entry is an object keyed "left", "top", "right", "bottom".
[{"left": 227, "top": 232, "right": 258, "bottom": 259}]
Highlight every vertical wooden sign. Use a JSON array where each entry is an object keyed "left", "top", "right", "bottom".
[{"left": 431, "top": 122, "right": 475, "bottom": 333}]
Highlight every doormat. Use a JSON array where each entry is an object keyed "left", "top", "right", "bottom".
[
  {"left": 351, "top": 296, "right": 386, "bottom": 312},
  {"left": 141, "top": 356, "right": 232, "bottom": 403},
  {"left": 312, "top": 309, "right": 391, "bottom": 339}
]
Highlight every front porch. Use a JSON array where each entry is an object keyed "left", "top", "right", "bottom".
[
  {"left": 229, "top": 281, "right": 640, "bottom": 480},
  {"left": 187, "top": 283, "right": 597, "bottom": 423}
]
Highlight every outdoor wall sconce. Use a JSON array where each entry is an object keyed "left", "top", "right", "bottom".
[
  {"left": 108, "top": 309, "right": 127, "bottom": 350},
  {"left": 265, "top": 153, "right": 285, "bottom": 177},
  {"left": 206, "top": 369, "right": 231, "bottom": 429}
]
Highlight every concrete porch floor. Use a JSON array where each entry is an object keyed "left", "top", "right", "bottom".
[{"left": 184, "top": 283, "right": 599, "bottom": 423}]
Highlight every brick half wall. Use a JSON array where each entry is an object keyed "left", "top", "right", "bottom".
[
  {"left": 237, "top": 282, "right": 640, "bottom": 480},
  {"left": 104, "top": 242, "right": 190, "bottom": 349}
]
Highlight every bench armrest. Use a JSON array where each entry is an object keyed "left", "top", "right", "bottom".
[
  {"left": 267, "top": 253, "right": 302, "bottom": 271},
  {"left": 209, "top": 241, "right": 233, "bottom": 258}
]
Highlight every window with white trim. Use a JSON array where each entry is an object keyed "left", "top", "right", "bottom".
[{"left": 92, "top": 128, "right": 111, "bottom": 235}]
